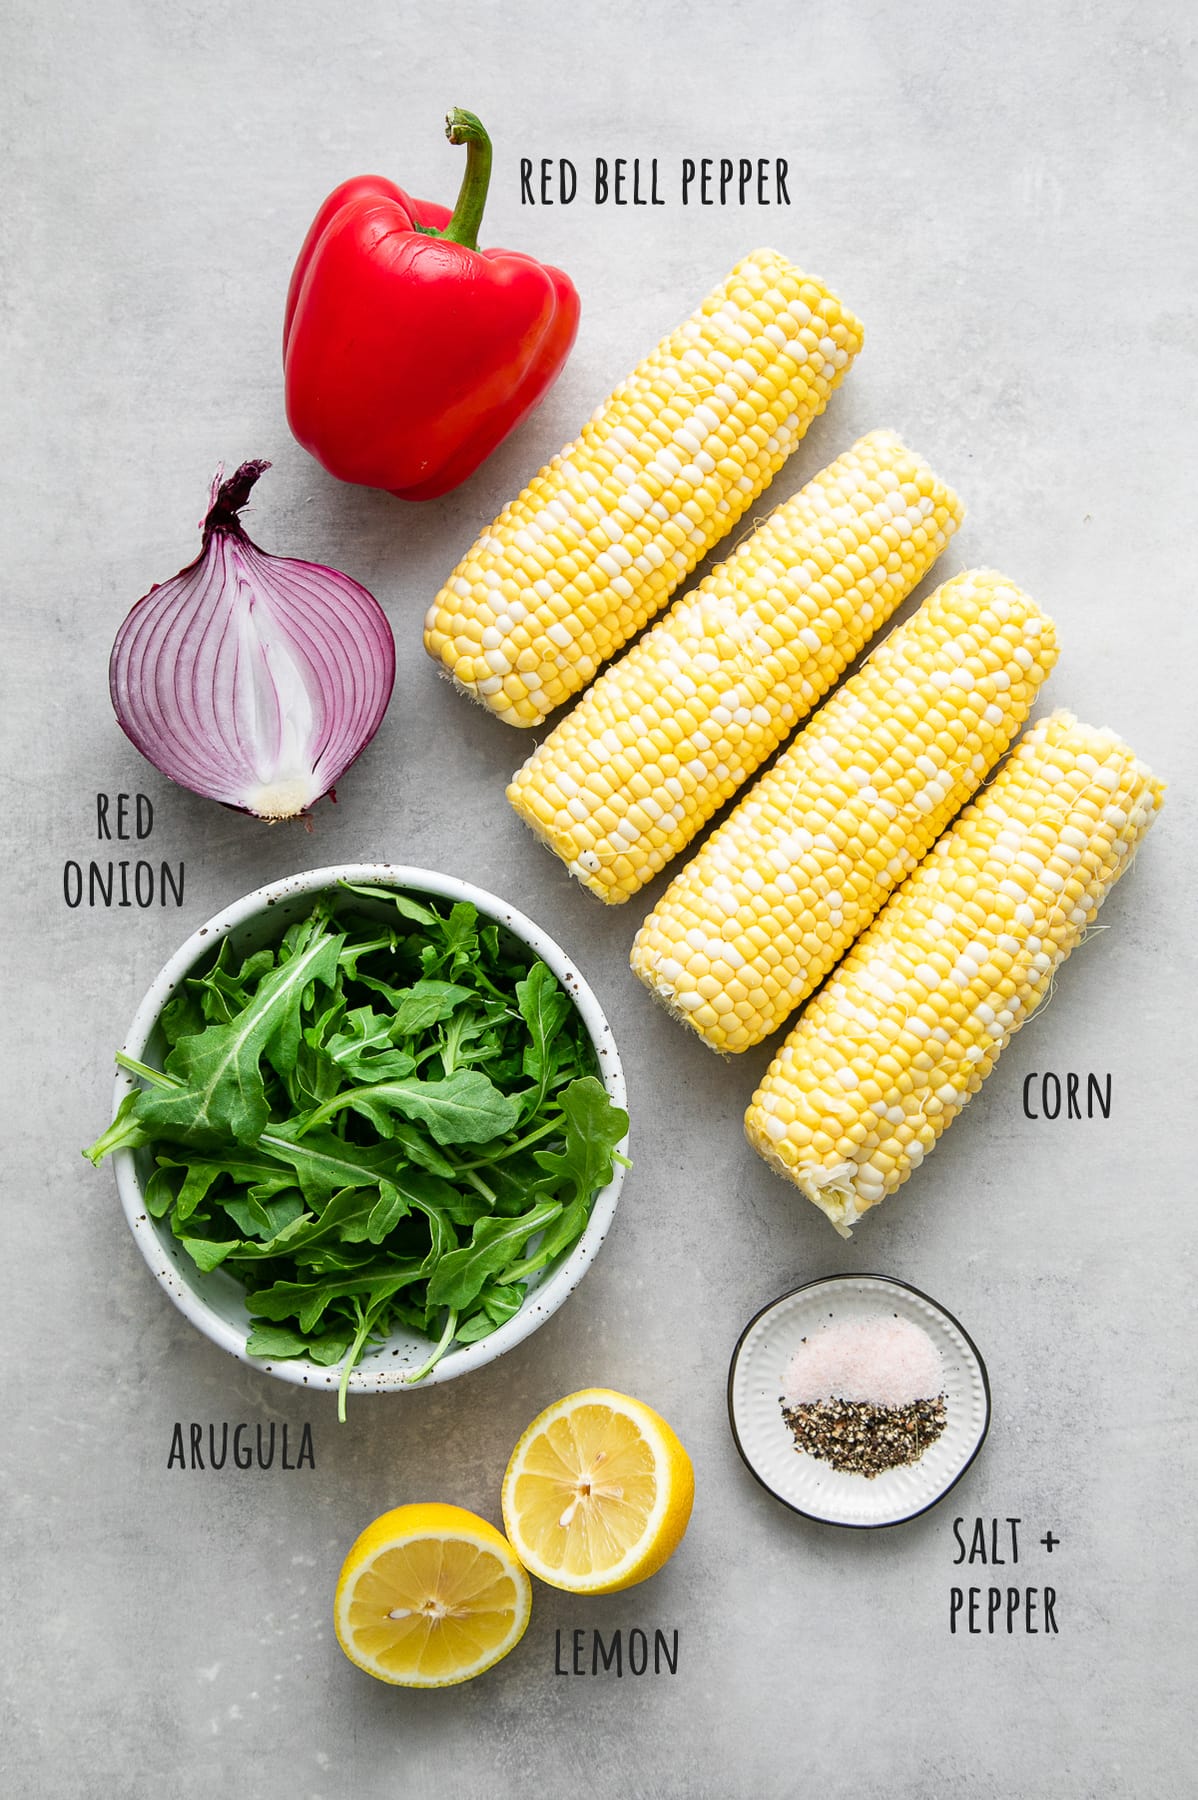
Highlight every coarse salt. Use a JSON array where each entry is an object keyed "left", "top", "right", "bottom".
[{"left": 781, "top": 1314, "right": 943, "bottom": 1409}]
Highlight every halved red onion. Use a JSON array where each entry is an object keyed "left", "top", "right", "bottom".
[{"left": 109, "top": 461, "right": 395, "bottom": 821}]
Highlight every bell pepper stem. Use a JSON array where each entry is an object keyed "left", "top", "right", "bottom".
[{"left": 438, "top": 108, "right": 493, "bottom": 251}]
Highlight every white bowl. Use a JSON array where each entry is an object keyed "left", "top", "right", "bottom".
[
  {"left": 727, "top": 1275, "right": 990, "bottom": 1527},
  {"left": 110, "top": 863, "right": 627, "bottom": 1395}
]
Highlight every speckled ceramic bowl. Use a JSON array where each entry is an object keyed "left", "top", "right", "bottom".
[{"left": 109, "top": 863, "right": 627, "bottom": 1395}]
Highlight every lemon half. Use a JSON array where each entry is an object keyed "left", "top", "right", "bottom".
[
  {"left": 334, "top": 1502, "right": 531, "bottom": 1687},
  {"left": 502, "top": 1388, "right": 694, "bottom": 1594}
]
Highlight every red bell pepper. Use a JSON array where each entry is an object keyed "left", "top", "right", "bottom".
[{"left": 283, "top": 109, "right": 580, "bottom": 501}]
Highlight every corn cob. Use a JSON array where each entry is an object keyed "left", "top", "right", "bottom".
[
  {"left": 508, "top": 432, "right": 962, "bottom": 901},
  {"left": 424, "top": 250, "right": 864, "bottom": 726},
  {"left": 630, "top": 570, "right": 1059, "bottom": 1052},
  {"left": 745, "top": 711, "right": 1164, "bottom": 1234}
]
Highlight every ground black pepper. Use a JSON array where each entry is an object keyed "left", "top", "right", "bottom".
[{"left": 780, "top": 1394, "right": 948, "bottom": 1478}]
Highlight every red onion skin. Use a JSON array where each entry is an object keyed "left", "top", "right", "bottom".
[{"left": 109, "top": 463, "right": 396, "bottom": 822}]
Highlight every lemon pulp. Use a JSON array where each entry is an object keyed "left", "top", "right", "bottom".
[
  {"left": 334, "top": 1503, "right": 531, "bottom": 1687},
  {"left": 503, "top": 1389, "right": 694, "bottom": 1594}
]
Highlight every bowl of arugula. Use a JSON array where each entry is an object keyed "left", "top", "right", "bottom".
[{"left": 86, "top": 865, "right": 629, "bottom": 1416}]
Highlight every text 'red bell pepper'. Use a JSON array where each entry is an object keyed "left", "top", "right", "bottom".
[{"left": 283, "top": 109, "right": 580, "bottom": 501}]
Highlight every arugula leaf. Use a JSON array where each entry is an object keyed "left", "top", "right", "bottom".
[
  {"left": 390, "top": 980, "right": 473, "bottom": 1036},
  {"left": 410, "top": 1198, "right": 457, "bottom": 1273},
  {"left": 304, "top": 1070, "right": 521, "bottom": 1147},
  {"left": 324, "top": 1006, "right": 418, "bottom": 1083},
  {"left": 506, "top": 1192, "right": 593, "bottom": 1282},
  {"left": 143, "top": 1164, "right": 179, "bottom": 1219},
  {"left": 337, "top": 881, "right": 439, "bottom": 926},
  {"left": 154, "top": 1149, "right": 297, "bottom": 1194},
  {"left": 82, "top": 1091, "right": 148, "bottom": 1165},
  {"left": 192, "top": 944, "right": 276, "bottom": 1025},
  {"left": 225, "top": 1187, "right": 381, "bottom": 1262},
  {"left": 365, "top": 1180, "right": 410, "bottom": 1244},
  {"left": 174, "top": 1161, "right": 224, "bottom": 1223},
  {"left": 245, "top": 1323, "right": 310, "bottom": 1359},
  {"left": 455, "top": 1281, "right": 527, "bottom": 1342},
  {"left": 258, "top": 1126, "right": 398, "bottom": 1207},
  {"left": 534, "top": 1076, "right": 629, "bottom": 1200},
  {"left": 307, "top": 1330, "right": 356, "bottom": 1367},
  {"left": 158, "top": 989, "right": 206, "bottom": 1047},
  {"left": 517, "top": 962, "right": 574, "bottom": 1100},
  {"left": 425, "top": 1198, "right": 563, "bottom": 1310},
  {"left": 384, "top": 1122, "right": 458, "bottom": 1179},
  {"left": 180, "top": 1236, "right": 243, "bottom": 1271},
  {"left": 135, "top": 927, "right": 344, "bottom": 1145},
  {"left": 247, "top": 1264, "right": 424, "bottom": 1334},
  {"left": 224, "top": 1191, "right": 306, "bottom": 1242}
]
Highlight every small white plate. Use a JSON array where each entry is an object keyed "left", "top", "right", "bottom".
[{"left": 728, "top": 1275, "right": 990, "bottom": 1528}]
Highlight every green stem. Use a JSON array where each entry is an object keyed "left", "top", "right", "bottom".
[
  {"left": 435, "top": 109, "right": 492, "bottom": 251},
  {"left": 403, "top": 1308, "right": 459, "bottom": 1384},
  {"left": 340, "top": 934, "right": 396, "bottom": 964},
  {"left": 337, "top": 1305, "right": 377, "bottom": 1424},
  {"left": 294, "top": 1091, "right": 350, "bottom": 1137},
  {"left": 502, "top": 1255, "right": 541, "bottom": 1285},
  {"left": 455, "top": 1115, "right": 561, "bottom": 1170},
  {"left": 115, "top": 1051, "right": 179, "bottom": 1090}
]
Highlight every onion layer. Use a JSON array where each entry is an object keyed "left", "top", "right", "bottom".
[{"left": 109, "top": 461, "right": 396, "bottom": 821}]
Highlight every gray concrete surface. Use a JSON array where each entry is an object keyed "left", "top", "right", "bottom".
[{"left": 3, "top": 1, "right": 1195, "bottom": 1795}]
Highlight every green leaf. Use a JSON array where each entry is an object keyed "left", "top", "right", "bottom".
[
  {"left": 432, "top": 1184, "right": 494, "bottom": 1229},
  {"left": 337, "top": 931, "right": 398, "bottom": 979},
  {"left": 222, "top": 1210, "right": 315, "bottom": 1261},
  {"left": 83, "top": 1091, "right": 148, "bottom": 1165},
  {"left": 192, "top": 945, "right": 275, "bottom": 1025},
  {"left": 385, "top": 1122, "right": 458, "bottom": 1179},
  {"left": 180, "top": 1236, "right": 243, "bottom": 1271},
  {"left": 534, "top": 1076, "right": 628, "bottom": 1201},
  {"left": 135, "top": 926, "right": 344, "bottom": 1145},
  {"left": 245, "top": 1323, "right": 310, "bottom": 1360},
  {"left": 174, "top": 1161, "right": 223, "bottom": 1223},
  {"left": 437, "top": 1007, "right": 499, "bottom": 1077},
  {"left": 228, "top": 1187, "right": 380, "bottom": 1263},
  {"left": 390, "top": 980, "right": 474, "bottom": 1037},
  {"left": 338, "top": 881, "right": 438, "bottom": 926},
  {"left": 325, "top": 1005, "right": 418, "bottom": 1083},
  {"left": 224, "top": 1191, "right": 306, "bottom": 1242},
  {"left": 455, "top": 1309, "right": 504, "bottom": 1344},
  {"left": 416, "top": 901, "right": 478, "bottom": 979},
  {"left": 505, "top": 1192, "right": 593, "bottom": 1282},
  {"left": 259, "top": 1126, "right": 398, "bottom": 1207},
  {"left": 411, "top": 1200, "right": 457, "bottom": 1274},
  {"left": 307, "top": 1330, "right": 355, "bottom": 1366},
  {"left": 517, "top": 962, "right": 574, "bottom": 1096},
  {"left": 365, "top": 1180, "right": 410, "bottom": 1244},
  {"left": 143, "top": 1164, "right": 179, "bottom": 1219},
  {"left": 247, "top": 1263, "right": 424, "bottom": 1333},
  {"left": 482, "top": 1282, "right": 524, "bottom": 1325},
  {"left": 306, "top": 1070, "right": 521, "bottom": 1148},
  {"left": 425, "top": 1198, "right": 562, "bottom": 1310},
  {"left": 154, "top": 1149, "right": 296, "bottom": 1193},
  {"left": 158, "top": 990, "right": 206, "bottom": 1047}
]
